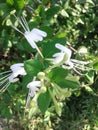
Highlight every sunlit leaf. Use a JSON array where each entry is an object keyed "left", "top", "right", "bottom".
[{"left": 48, "top": 67, "right": 69, "bottom": 83}]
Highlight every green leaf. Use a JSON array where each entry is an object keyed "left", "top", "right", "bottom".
[
  {"left": 53, "top": 37, "right": 66, "bottom": 44},
  {"left": 46, "top": 6, "right": 60, "bottom": 20},
  {"left": 21, "top": 38, "right": 35, "bottom": 52},
  {"left": 22, "top": 75, "right": 34, "bottom": 88},
  {"left": 6, "top": 0, "right": 14, "bottom": 5},
  {"left": 93, "top": 62, "right": 98, "bottom": 70},
  {"left": 48, "top": 67, "right": 69, "bottom": 83},
  {"left": 14, "top": 0, "right": 24, "bottom": 9},
  {"left": 0, "top": 3, "right": 9, "bottom": 16},
  {"left": 86, "top": 70, "right": 94, "bottom": 84},
  {"left": 37, "top": 89, "right": 51, "bottom": 114},
  {"left": 42, "top": 37, "right": 66, "bottom": 58},
  {"left": 42, "top": 0, "right": 50, "bottom": 5},
  {"left": 42, "top": 41, "right": 56, "bottom": 58},
  {"left": 24, "top": 59, "right": 44, "bottom": 76},
  {"left": 40, "top": 26, "right": 54, "bottom": 38},
  {"left": 58, "top": 77, "right": 80, "bottom": 89}
]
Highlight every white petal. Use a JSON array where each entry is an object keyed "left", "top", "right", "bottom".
[
  {"left": 10, "top": 63, "right": 26, "bottom": 78},
  {"left": 27, "top": 81, "right": 41, "bottom": 89},
  {"left": 25, "top": 31, "right": 43, "bottom": 42},
  {"left": 13, "top": 68, "right": 26, "bottom": 77},
  {"left": 53, "top": 52, "right": 64, "bottom": 58},
  {"left": 32, "top": 28, "right": 47, "bottom": 37},
  {"left": 10, "top": 63, "right": 24, "bottom": 71},
  {"left": 29, "top": 86, "right": 39, "bottom": 97},
  {"left": 25, "top": 32, "right": 44, "bottom": 58},
  {"left": 29, "top": 31, "right": 43, "bottom": 42},
  {"left": 24, "top": 33, "right": 37, "bottom": 48},
  {"left": 55, "top": 43, "right": 72, "bottom": 56},
  {"left": 27, "top": 81, "right": 41, "bottom": 97},
  {"left": 8, "top": 74, "right": 19, "bottom": 83},
  {"left": 53, "top": 52, "right": 65, "bottom": 64}
]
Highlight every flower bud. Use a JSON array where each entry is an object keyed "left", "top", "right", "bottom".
[
  {"left": 40, "top": 86, "right": 47, "bottom": 93},
  {"left": 37, "top": 72, "right": 45, "bottom": 79}
]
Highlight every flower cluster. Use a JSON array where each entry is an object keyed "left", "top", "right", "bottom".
[{"left": 0, "top": 15, "right": 92, "bottom": 109}]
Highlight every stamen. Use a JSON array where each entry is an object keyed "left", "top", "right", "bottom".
[
  {"left": 21, "top": 16, "right": 30, "bottom": 32},
  {"left": 34, "top": 43, "right": 44, "bottom": 58},
  {"left": 72, "top": 68, "right": 85, "bottom": 76},
  {"left": 73, "top": 63, "right": 92, "bottom": 71},
  {"left": 11, "top": 25, "right": 24, "bottom": 35},
  {"left": 0, "top": 70, "right": 11, "bottom": 75},
  {"left": 71, "top": 59, "right": 91, "bottom": 65},
  {"left": 0, "top": 82, "right": 10, "bottom": 93},
  {"left": 0, "top": 73, "right": 11, "bottom": 81},
  {"left": 0, "top": 76, "right": 10, "bottom": 86},
  {"left": 13, "top": 14, "right": 27, "bottom": 33},
  {"left": 18, "top": 17, "right": 27, "bottom": 32}
]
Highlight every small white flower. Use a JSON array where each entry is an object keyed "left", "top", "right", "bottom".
[
  {"left": 53, "top": 52, "right": 65, "bottom": 64},
  {"left": 11, "top": 16, "right": 47, "bottom": 57},
  {"left": 26, "top": 80, "right": 41, "bottom": 107},
  {"left": 53, "top": 43, "right": 92, "bottom": 75},
  {"left": 0, "top": 63, "right": 26, "bottom": 93},
  {"left": 27, "top": 81, "right": 41, "bottom": 97},
  {"left": 53, "top": 43, "right": 72, "bottom": 65}
]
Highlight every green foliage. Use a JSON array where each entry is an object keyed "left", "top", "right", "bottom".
[{"left": 0, "top": 0, "right": 98, "bottom": 130}]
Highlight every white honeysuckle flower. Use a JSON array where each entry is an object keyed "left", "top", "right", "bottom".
[
  {"left": 27, "top": 81, "right": 41, "bottom": 97},
  {"left": 53, "top": 43, "right": 92, "bottom": 75},
  {"left": 53, "top": 43, "right": 72, "bottom": 65},
  {"left": 53, "top": 52, "right": 65, "bottom": 64},
  {"left": 11, "top": 15, "right": 47, "bottom": 58},
  {"left": 26, "top": 80, "right": 41, "bottom": 107},
  {"left": 0, "top": 63, "right": 26, "bottom": 93}
]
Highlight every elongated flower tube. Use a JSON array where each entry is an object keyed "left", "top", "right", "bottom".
[
  {"left": 11, "top": 16, "right": 47, "bottom": 58},
  {"left": 0, "top": 63, "right": 26, "bottom": 93},
  {"left": 26, "top": 80, "right": 41, "bottom": 107},
  {"left": 53, "top": 43, "right": 92, "bottom": 75}
]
